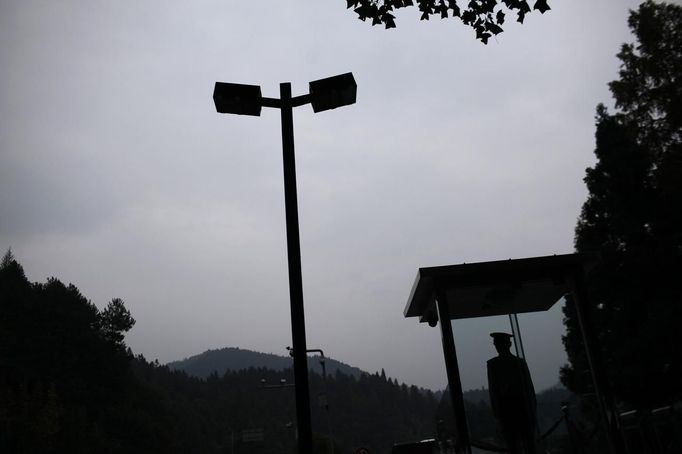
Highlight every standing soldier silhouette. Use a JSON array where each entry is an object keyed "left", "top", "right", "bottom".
[{"left": 487, "top": 332, "right": 537, "bottom": 454}]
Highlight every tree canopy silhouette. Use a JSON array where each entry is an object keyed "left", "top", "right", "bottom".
[
  {"left": 346, "top": 0, "right": 550, "bottom": 43},
  {"left": 1, "top": 252, "right": 575, "bottom": 452},
  {"left": 562, "top": 1, "right": 682, "bottom": 411},
  {"left": 0, "top": 252, "right": 441, "bottom": 453}
]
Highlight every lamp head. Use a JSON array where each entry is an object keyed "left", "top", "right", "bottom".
[
  {"left": 309, "top": 72, "right": 357, "bottom": 113},
  {"left": 213, "top": 82, "right": 263, "bottom": 116}
]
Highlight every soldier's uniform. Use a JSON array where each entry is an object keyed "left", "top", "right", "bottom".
[{"left": 487, "top": 333, "right": 537, "bottom": 454}]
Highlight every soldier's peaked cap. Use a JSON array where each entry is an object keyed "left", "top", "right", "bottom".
[{"left": 490, "top": 332, "right": 513, "bottom": 340}]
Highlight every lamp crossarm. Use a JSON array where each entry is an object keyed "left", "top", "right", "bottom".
[
  {"left": 261, "top": 94, "right": 311, "bottom": 110},
  {"left": 291, "top": 94, "right": 311, "bottom": 107}
]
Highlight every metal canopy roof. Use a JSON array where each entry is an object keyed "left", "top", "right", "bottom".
[{"left": 404, "top": 253, "right": 598, "bottom": 323}]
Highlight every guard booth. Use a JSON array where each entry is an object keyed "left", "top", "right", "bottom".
[{"left": 403, "top": 253, "right": 624, "bottom": 454}]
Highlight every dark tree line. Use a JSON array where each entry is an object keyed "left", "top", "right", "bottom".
[
  {"left": 0, "top": 251, "right": 439, "bottom": 453},
  {"left": 0, "top": 250, "right": 170, "bottom": 453},
  {"left": 562, "top": 0, "right": 682, "bottom": 412},
  {"left": 1, "top": 250, "right": 580, "bottom": 453}
]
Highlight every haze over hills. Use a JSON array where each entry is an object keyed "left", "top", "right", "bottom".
[
  {"left": 167, "top": 347, "right": 567, "bottom": 394},
  {"left": 2, "top": 249, "right": 574, "bottom": 453},
  {"left": 167, "top": 347, "right": 366, "bottom": 379},
  {"left": 167, "top": 346, "right": 564, "bottom": 389}
]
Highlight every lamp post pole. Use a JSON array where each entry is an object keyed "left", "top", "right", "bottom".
[
  {"left": 213, "top": 73, "right": 356, "bottom": 454},
  {"left": 279, "top": 81, "right": 313, "bottom": 454}
]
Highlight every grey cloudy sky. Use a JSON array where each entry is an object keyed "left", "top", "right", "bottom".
[{"left": 1, "top": 0, "right": 649, "bottom": 391}]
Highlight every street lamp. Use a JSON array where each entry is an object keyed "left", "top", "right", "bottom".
[
  {"left": 213, "top": 73, "right": 357, "bottom": 454},
  {"left": 286, "top": 346, "right": 334, "bottom": 454}
]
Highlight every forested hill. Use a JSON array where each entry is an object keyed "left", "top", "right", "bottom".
[
  {"left": 0, "top": 252, "right": 439, "bottom": 453},
  {"left": 0, "top": 252, "right": 576, "bottom": 453},
  {"left": 168, "top": 347, "right": 365, "bottom": 379}
]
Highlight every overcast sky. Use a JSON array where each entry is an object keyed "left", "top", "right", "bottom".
[{"left": 1, "top": 0, "right": 653, "bottom": 392}]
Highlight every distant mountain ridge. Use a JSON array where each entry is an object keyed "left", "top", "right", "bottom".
[{"left": 167, "top": 347, "right": 366, "bottom": 379}]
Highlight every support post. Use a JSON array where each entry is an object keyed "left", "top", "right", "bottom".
[
  {"left": 279, "top": 82, "right": 313, "bottom": 454},
  {"left": 568, "top": 270, "right": 626, "bottom": 454},
  {"left": 436, "top": 292, "right": 472, "bottom": 454}
]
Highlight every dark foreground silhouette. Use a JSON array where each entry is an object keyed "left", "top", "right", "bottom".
[
  {"left": 0, "top": 253, "right": 438, "bottom": 453},
  {"left": 487, "top": 332, "right": 537, "bottom": 454}
]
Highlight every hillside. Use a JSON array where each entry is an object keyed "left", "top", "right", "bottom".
[
  {"left": 1, "top": 254, "right": 576, "bottom": 453},
  {"left": 1, "top": 255, "right": 438, "bottom": 454},
  {"left": 167, "top": 347, "right": 365, "bottom": 379}
]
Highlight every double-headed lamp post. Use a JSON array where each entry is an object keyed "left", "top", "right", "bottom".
[{"left": 213, "top": 73, "right": 357, "bottom": 454}]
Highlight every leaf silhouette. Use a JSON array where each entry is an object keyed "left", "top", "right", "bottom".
[
  {"left": 488, "top": 22, "right": 503, "bottom": 35},
  {"left": 346, "top": 0, "right": 552, "bottom": 43},
  {"left": 354, "top": 5, "right": 371, "bottom": 20},
  {"left": 533, "top": 0, "right": 550, "bottom": 13}
]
